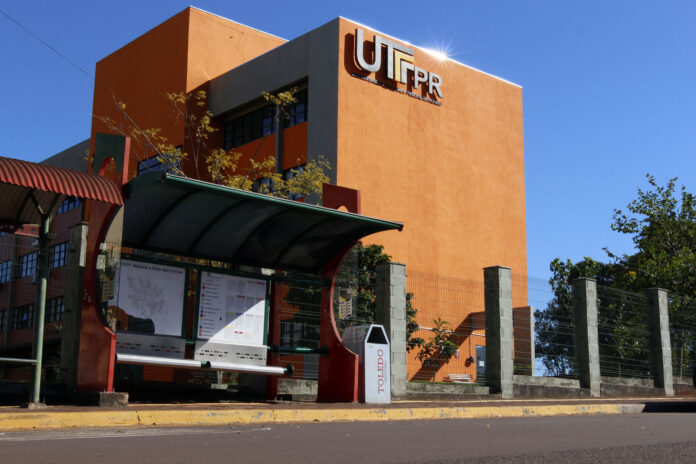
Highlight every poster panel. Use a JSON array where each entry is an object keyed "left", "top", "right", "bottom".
[
  {"left": 111, "top": 259, "right": 186, "bottom": 337},
  {"left": 197, "top": 271, "right": 267, "bottom": 345}
]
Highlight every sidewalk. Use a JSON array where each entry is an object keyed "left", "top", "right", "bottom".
[{"left": 2, "top": 397, "right": 694, "bottom": 431}]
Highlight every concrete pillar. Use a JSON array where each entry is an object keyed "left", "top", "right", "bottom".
[
  {"left": 375, "top": 262, "right": 407, "bottom": 397},
  {"left": 571, "top": 278, "right": 601, "bottom": 397},
  {"left": 484, "top": 266, "right": 514, "bottom": 399},
  {"left": 59, "top": 222, "right": 88, "bottom": 388},
  {"left": 646, "top": 288, "right": 674, "bottom": 396}
]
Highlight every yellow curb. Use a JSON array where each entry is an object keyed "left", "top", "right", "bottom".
[{"left": 0, "top": 403, "right": 639, "bottom": 431}]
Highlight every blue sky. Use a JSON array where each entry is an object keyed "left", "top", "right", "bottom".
[{"left": 1, "top": 1, "right": 694, "bottom": 281}]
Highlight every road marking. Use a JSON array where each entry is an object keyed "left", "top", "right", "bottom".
[{"left": 0, "top": 426, "right": 272, "bottom": 441}]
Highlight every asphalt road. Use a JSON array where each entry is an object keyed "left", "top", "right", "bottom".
[{"left": 1, "top": 413, "right": 696, "bottom": 463}]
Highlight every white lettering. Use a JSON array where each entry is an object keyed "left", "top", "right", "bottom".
[{"left": 354, "top": 28, "right": 442, "bottom": 99}]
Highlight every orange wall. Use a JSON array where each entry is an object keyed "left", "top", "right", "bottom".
[
  {"left": 336, "top": 20, "right": 528, "bottom": 287},
  {"left": 90, "top": 7, "right": 285, "bottom": 180},
  {"left": 186, "top": 10, "right": 286, "bottom": 93},
  {"left": 282, "top": 122, "right": 308, "bottom": 170}
]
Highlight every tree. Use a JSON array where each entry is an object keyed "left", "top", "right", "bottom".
[
  {"left": 333, "top": 243, "right": 423, "bottom": 350},
  {"left": 97, "top": 88, "right": 329, "bottom": 200},
  {"left": 415, "top": 317, "right": 458, "bottom": 382},
  {"left": 536, "top": 175, "right": 696, "bottom": 376}
]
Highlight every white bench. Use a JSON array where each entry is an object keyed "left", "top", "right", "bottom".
[{"left": 446, "top": 373, "right": 473, "bottom": 383}]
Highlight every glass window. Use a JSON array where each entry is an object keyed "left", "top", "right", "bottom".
[
  {"left": 0, "top": 260, "right": 11, "bottom": 284},
  {"left": 19, "top": 252, "right": 37, "bottom": 278},
  {"left": 46, "top": 296, "right": 65, "bottom": 323},
  {"left": 283, "top": 165, "right": 306, "bottom": 201},
  {"left": 51, "top": 242, "right": 68, "bottom": 269},
  {"left": 13, "top": 304, "right": 34, "bottom": 330},
  {"left": 224, "top": 103, "right": 277, "bottom": 150},
  {"left": 286, "top": 89, "right": 308, "bottom": 128},
  {"left": 56, "top": 196, "right": 81, "bottom": 214},
  {"left": 137, "top": 156, "right": 163, "bottom": 175}
]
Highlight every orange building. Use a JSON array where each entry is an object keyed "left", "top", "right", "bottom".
[{"left": 88, "top": 7, "right": 527, "bottom": 384}]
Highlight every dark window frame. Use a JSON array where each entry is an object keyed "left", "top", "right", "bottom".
[
  {"left": 50, "top": 242, "right": 68, "bottom": 269},
  {"left": 0, "top": 260, "right": 11, "bottom": 284},
  {"left": 46, "top": 296, "right": 65, "bottom": 323},
  {"left": 13, "top": 303, "right": 34, "bottom": 330},
  {"left": 18, "top": 252, "right": 37, "bottom": 278},
  {"left": 56, "top": 196, "right": 81, "bottom": 214}
]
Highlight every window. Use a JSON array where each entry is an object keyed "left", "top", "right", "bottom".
[
  {"left": 224, "top": 104, "right": 276, "bottom": 150},
  {"left": 286, "top": 89, "right": 308, "bottom": 128},
  {"left": 18, "top": 252, "right": 37, "bottom": 278},
  {"left": 13, "top": 304, "right": 34, "bottom": 330},
  {"left": 283, "top": 165, "right": 306, "bottom": 200},
  {"left": 0, "top": 260, "right": 11, "bottom": 284},
  {"left": 137, "top": 147, "right": 182, "bottom": 176},
  {"left": 137, "top": 156, "right": 163, "bottom": 175},
  {"left": 46, "top": 296, "right": 65, "bottom": 323},
  {"left": 223, "top": 90, "right": 308, "bottom": 150},
  {"left": 0, "top": 310, "right": 6, "bottom": 332},
  {"left": 50, "top": 242, "right": 68, "bottom": 269},
  {"left": 57, "top": 196, "right": 80, "bottom": 214}
]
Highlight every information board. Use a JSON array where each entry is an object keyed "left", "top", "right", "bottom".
[
  {"left": 112, "top": 259, "right": 186, "bottom": 337},
  {"left": 197, "top": 271, "right": 267, "bottom": 345}
]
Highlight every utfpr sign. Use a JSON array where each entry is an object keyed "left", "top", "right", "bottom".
[{"left": 355, "top": 28, "right": 443, "bottom": 98}]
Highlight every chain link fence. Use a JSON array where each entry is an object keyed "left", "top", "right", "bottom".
[
  {"left": 406, "top": 271, "right": 486, "bottom": 384},
  {"left": 668, "top": 293, "right": 696, "bottom": 384},
  {"left": 0, "top": 232, "right": 67, "bottom": 384},
  {"left": 596, "top": 285, "right": 651, "bottom": 379}
]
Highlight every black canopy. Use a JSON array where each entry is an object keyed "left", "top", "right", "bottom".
[{"left": 122, "top": 172, "right": 403, "bottom": 272}]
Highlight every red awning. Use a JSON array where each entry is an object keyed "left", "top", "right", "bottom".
[{"left": 0, "top": 156, "right": 123, "bottom": 227}]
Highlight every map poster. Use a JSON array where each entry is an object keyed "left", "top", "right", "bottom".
[
  {"left": 111, "top": 259, "right": 186, "bottom": 337},
  {"left": 197, "top": 271, "right": 267, "bottom": 345}
]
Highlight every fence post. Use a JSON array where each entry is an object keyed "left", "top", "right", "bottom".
[
  {"left": 375, "top": 262, "right": 407, "bottom": 398},
  {"left": 484, "top": 266, "right": 514, "bottom": 399},
  {"left": 571, "top": 278, "right": 601, "bottom": 397},
  {"left": 645, "top": 288, "right": 674, "bottom": 396},
  {"left": 59, "top": 222, "right": 88, "bottom": 388}
]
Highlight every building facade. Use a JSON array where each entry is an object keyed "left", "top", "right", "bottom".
[{"left": 1, "top": 7, "right": 528, "bottom": 389}]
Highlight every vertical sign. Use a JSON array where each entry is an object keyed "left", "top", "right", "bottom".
[{"left": 197, "top": 271, "right": 267, "bottom": 345}]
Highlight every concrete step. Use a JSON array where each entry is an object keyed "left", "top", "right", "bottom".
[{"left": 398, "top": 381, "right": 495, "bottom": 400}]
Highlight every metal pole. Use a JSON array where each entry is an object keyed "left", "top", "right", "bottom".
[{"left": 31, "top": 213, "right": 50, "bottom": 404}]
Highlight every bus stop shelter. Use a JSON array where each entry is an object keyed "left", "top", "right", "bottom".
[
  {"left": 0, "top": 135, "right": 402, "bottom": 404},
  {"left": 0, "top": 155, "right": 123, "bottom": 405}
]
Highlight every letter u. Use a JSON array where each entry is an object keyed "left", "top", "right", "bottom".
[{"left": 356, "top": 28, "right": 381, "bottom": 72}]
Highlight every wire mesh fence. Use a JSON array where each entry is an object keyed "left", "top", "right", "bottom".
[
  {"left": 668, "top": 293, "right": 696, "bottom": 383},
  {"left": 0, "top": 232, "right": 67, "bottom": 383},
  {"left": 596, "top": 285, "right": 651, "bottom": 379},
  {"left": 276, "top": 270, "right": 325, "bottom": 380},
  {"left": 513, "top": 275, "right": 579, "bottom": 379},
  {"left": 406, "top": 271, "right": 486, "bottom": 384}
]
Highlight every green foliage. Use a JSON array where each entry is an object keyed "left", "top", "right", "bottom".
[
  {"left": 99, "top": 88, "right": 329, "bottom": 201},
  {"left": 334, "top": 243, "right": 422, "bottom": 351},
  {"left": 537, "top": 175, "right": 696, "bottom": 377},
  {"left": 415, "top": 317, "right": 458, "bottom": 382},
  {"left": 406, "top": 292, "right": 424, "bottom": 352}
]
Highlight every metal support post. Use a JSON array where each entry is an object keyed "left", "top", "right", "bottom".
[{"left": 31, "top": 213, "right": 50, "bottom": 405}]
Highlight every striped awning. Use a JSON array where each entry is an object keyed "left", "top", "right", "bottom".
[{"left": 0, "top": 156, "right": 123, "bottom": 226}]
